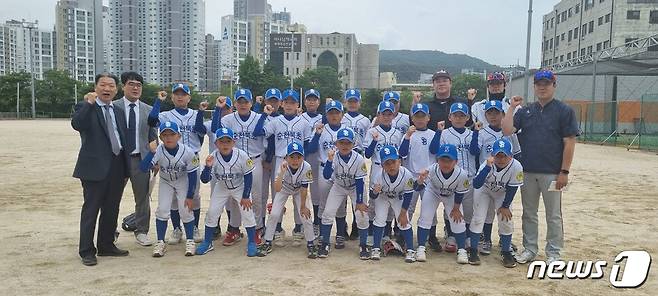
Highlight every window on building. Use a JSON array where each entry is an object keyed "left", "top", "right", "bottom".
[
  {"left": 576, "top": 4, "right": 580, "bottom": 13},
  {"left": 627, "top": 10, "right": 640, "bottom": 20},
  {"left": 581, "top": 48, "right": 586, "bottom": 56},
  {"left": 584, "top": 0, "right": 594, "bottom": 10},
  {"left": 603, "top": 40, "right": 610, "bottom": 48},
  {"left": 568, "top": 8, "right": 573, "bottom": 17},
  {"left": 551, "top": 18, "right": 554, "bottom": 28},
  {"left": 561, "top": 33, "right": 565, "bottom": 41},
  {"left": 605, "top": 13, "right": 611, "bottom": 23},
  {"left": 555, "top": 38, "right": 560, "bottom": 48},
  {"left": 599, "top": 16, "right": 604, "bottom": 25},
  {"left": 597, "top": 42, "right": 602, "bottom": 51},
  {"left": 587, "top": 46, "right": 593, "bottom": 54},
  {"left": 589, "top": 21, "right": 594, "bottom": 32},
  {"left": 557, "top": 14, "right": 561, "bottom": 24},
  {"left": 562, "top": 11, "right": 567, "bottom": 21},
  {"left": 560, "top": 55, "right": 564, "bottom": 62},
  {"left": 568, "top": 30, "right": 573, "bottom": 41},
  {"left": 286, "top": 52, "right": 289, "bottom": 60},
  {"left": 296, "top": 52, "right": 299, "bottom": 60},
  {"left": 285, "top": 67, "right": 289, "bottom": 75},
  {"left": 567, "top": 52, "right": 572, "bottom": 59},
  {"left": 582, "top": 24, "right": 587, "bottom": 36},
  {"left": 650, "top": 11, "right": 658, "bottom": 24},
  {"left": 549, "top": 38, "right": 553, "bottom": 49}
]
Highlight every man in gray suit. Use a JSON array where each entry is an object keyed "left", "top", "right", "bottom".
[{"left": 113, "top": 72, "right": 158, "bottom": 246}]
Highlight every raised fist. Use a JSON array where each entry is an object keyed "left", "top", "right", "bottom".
[
  {"left": 264, "top": 104, "right": 275, "bottom": 115},
  {"left": 412, "top": 91, "right": 422, "bottom": 104},
  {"left": 315, "top": 123, "right": 325, "bottom": 134},
  {"left": 467, "top": 88, "right": 477, "bottom": 101},
  {"left": 511, "top": 96, "right": 523, "bottom": 108},
  {"left": 199, "top": 100, "right": 209, "bottom": 111},
  {"left": 215, "top": 96, "right": 227, "bottom": 108},
  {"left": 255, "top": 96, "right": 264, "bottom": 104},
  {"left": 327, "top": 148, "right": 336, "bottom": 161},
  {"left": 405, "top": 126, "right": 416, "bottom": 139},
  {"left": 417, "top": 169, "right": 429, "bottom": 184},
  {"left": 157, "top": 91, "right": 167, "bottom": 101},
  {"left": 437, "top": 121, "right": 445, "bottom": 131},
  {"left": 84, "top": 92, "right": 97, "bottom": 104},
  {"left": 206, "top": 155, "right": 215, "bottom": 167}
]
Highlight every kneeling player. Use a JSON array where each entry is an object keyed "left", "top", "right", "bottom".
[{"left": 468, "top": 138, "right": 522, "bottom": 267}]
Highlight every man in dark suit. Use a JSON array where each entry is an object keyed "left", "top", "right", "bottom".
[
  {"left": 113, "top": 72, "right": 157, "bottom": 246},
  {"left": 72, "top": 73, "right": 131, "bottom": 266}
]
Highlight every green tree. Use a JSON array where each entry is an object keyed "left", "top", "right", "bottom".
[
  {"left": 36, "top": 69, "right": 80, "bottom": 115},
  {"left": 451, "top": 74, "right": 487, "bottom": 100},
  {"left": 0, "top": 72, "right": 31, "bottom": 112},
  {"left": 261, "top": 61, "right": 290, "bottom": 95},
  {"left": 238, "top": 55, "right": 264, "bottom": 95},
  {"left": 294, "top": 66, "right": 342, "bottom": 101},
  {"left": 360, "top": 88, "right": 382, "bottom": 119}
]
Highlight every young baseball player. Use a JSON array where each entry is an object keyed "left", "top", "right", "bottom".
[
  {"left": 414, "top": 144, "right": 471, "bottom": 264},
  {"left": 340, "top": 89, "right": 371, "bottom": 240},
  {"left": 195, "top": 127, "right": 264, "bottom": 257},
  {"left": 318, "top": 128, "right": 370, "bottom": 259},
  {"left": 205, "top": 96, "right": 233, "bottom": 239},
  {"left": 213, "top": 90, "right": 268, "bottom": 247},
  {"left": 306, "top": 100, "right": 349, "bottom": 249},
  {"left": 382, "top": 91, "right": 410, "bottom": 134},
  {"left": 260, "top": 142, "right": 316, "bottom": 258},
  {"left": 300, "top": 89, "right": 324, "bottom": 239},
  {"left": 434, "top": 102, "right": 478, "bottom": 252},
  {"left": 469, "top": 138, "right": 522, "bottom": 267},
  {"left": 369, "top": 145, "right": 416, "bottom": 263},
  {"left": 259, "top": 88, "right": 283, "bottom": 242},
  {"left": 148, "top": 83, "right": 206, "bottom": 244},
  {"left": 254, "top": 89, "right": 312, "bottom": 246},
  {"left": 364, "top": 101, "right": 404, "bottom": 242},
  {"left": 140, "top": 121, "right": 199, "bottom": 257}
]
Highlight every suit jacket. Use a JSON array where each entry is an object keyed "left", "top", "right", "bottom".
[
  {"left": 71, "top": 101, "right": 131, "bottom": 181},
  {"left": 112, "top": 98, "right": 158, "bottom": 160}
]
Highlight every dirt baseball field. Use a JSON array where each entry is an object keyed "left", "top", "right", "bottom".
[{"left": 0, "top": 120, "right": 655, "bottom": 295}]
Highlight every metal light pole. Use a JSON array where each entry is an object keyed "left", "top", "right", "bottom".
[
  {"left": 16, "top": 82, "right": 20, "bottom": 118},
  {"left": 289, "top": 29, "right": 296, "bottom": 90},
  {"left": 523, "top": 0, "right": 533, "bottom": 101},
  {"left": 21, "top": 20, "right": 38, "bottom": 118}
]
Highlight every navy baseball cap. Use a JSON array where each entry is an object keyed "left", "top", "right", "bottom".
[
  {"left": 534, "top": 70, "right": 556, "bottom": 83},
  {"left": 336, "top": 128, "right": 355, "bottom": 143},
  {"left": 344, "top": 89, "right": 361, "bottom": 101},
  {"left": 326, "top": 100, "right": 344, "bottom": 113},
  {"left": 491, "top": 138, "right": 513, "bottom": 157},
  {"left": 450, "top": 102, "right": 469, "bottom": 115},
  {"left": 377, "top": 101, "right": 395, "bottom": 113},
  {"left": 214, "top": 127, "right": 235, "bottom": 140},
  {"left": 305, "top": 89, "right": 320, "bottom": 99},
  {"left": 282, "top": 89, "right": 300, "bottom": 102},
  {"left": 234, "top": 89, "right": 253, "bottom": 102},
  {"left": 484, "top": 100, "right": 504, "bottom": 112},
  {"left": 159, "top": 121, "right": 180, "bottom": 134},
  {"left": 286, "top": 141, "right": 304, "bottom": 156},
  {"left": 379, "top": 145, "right": 400, "bottom": 162},
  {"left": 265, "top": 88, "right": 282, "bottom": 101},
  {"left": 432, "top": 70, "right": 451, "bottom": 81},
  {"left": 383, "top": 91, "right": 400, "bottom": 102},
  {"left": 172, "top": 83, "right": 191, "bottom": 95},
  {"left": 411, "top": 103, "right": 430, "bottom": 115},
  {"left": 437, "top": 144, "right": 458, "bottom": 160}
]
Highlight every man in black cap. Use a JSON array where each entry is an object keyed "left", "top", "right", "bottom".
[{"left": 414, "top": 70, "right": 475, "bottom": 131}]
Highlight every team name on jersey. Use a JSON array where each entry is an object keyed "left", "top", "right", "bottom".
[
  {"left": 276, "top": 131, "right": 304, "bottom": 141},
  {"left": 234, "top": 131, "right": 256, "bottom": 140},
  {"left": 322, "top": 140, "right": 336, "bottom": 150}
]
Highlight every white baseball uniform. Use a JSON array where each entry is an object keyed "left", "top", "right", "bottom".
[
  {"left": 370, "top": 166, "right": 415, "bottom": 231},
  {"left": 472, "top": 98, "right": 521, "bottom": 156},
  {"left": 204, "top": 148, "right": 256, "bottom": 229},
  {"left": 470, "top": 159, "right": 523, "bottom": 236},
  {"left": 301, "top": 112, "right": 323, "bottom": 207},
  {"left": 417, "top": 164, "right": 470, "bottom": 234},
  {"left": 315, "top": 124, "right": 349, "bottom": 219},
  {"left": 363, "top": 125, "right": 403, "bottom": 220},
  {"left": 400, "top": 128, "right": 436, "bottom": 220},
  {"left": 440, "top": 127, "right": 477, "bottom": 224},
  {"left": 264, "top": 161, "right": 315, "bottom": 242},
  {"left": 152, "top": 144, "right": 198, "bottom": 223},
  {"left": 341, "top": 112, "right": 371, "bottom": 151},
  {"left": 322, "top": 152, "right": 370, "bottom": 229}
]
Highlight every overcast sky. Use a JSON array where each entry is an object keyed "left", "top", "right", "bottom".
[{"left": 1, "top": 0, "right": 556, "bottom": 67}]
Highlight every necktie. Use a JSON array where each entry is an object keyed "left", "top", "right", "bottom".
[
  {"left": 126, "top": 103, "right": 136, "bottom": 153},
  {"left": 104, "top": 105, "right": 121, "bottom": 156}
]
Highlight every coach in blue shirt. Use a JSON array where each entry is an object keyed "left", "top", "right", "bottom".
[{"left": 502, "top": 70, "right": 579, "bottom": 265}]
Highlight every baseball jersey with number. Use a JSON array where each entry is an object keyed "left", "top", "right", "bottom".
[
  {"left": 151, "top": 144, "right": 199, "bottom": 183},
  {"left": 363, "top": 126, "right": 404, "bottom": 165},
  {"left": 425, "top": 164, "right": 470, "bottom": 198},
  {"left": 373, "top": 166, "right": 415, "bottom": 199},
  {"left": 221, "top": 111, "right": 266, "bottom": 157},
  {"left": 329, "top": 152, "right": 368, "bottom": 188},
  {"left": 472, "top": 99, "right": 511, "bottom": 126},
  {"left": 208, "top": 147, "right": 255, "bottom": 190},
  {"left": 341, "top": 113, "right": 371, "bottom": 149},
  {"left": 280, "top": 160, "right": 314, "bottom": 194},
  {"left": 159, "top": 109, "right": 203, "bottom": 153},
  {"left": 477, "top": 158, "right": 524, "bottom": 194},
  {"left": 440, "top": 127, "right": 477, "bottom": 177},
  {"left": 317, "top": 124, "right": 349, "bottom": 163},
  {"left": 402, "top": 129, "right": 436, "bottom": 175},
  {"left": 264, "top": 115, "right": 312, "bottom": 158}
]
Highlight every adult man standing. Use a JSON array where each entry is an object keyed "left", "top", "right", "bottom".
[
  {"left": 502, "top": 70, "right": 579, "bottom": 264},
  {"left": 113, "top": 72, "right": 157, "bottom": 246},
  {"left": 72, "top": 73, "right": 131, "bottom": 266}
]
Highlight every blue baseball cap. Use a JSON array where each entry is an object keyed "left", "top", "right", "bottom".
[
  {"left": 379, "top": 145, "right": 400, "bottom": 162},
  {"left": 377, "top": 101, "right": 395, "bottom": 113},
  {"left": 214, "top": 127, "right": 234, "bottom": 140},
  {"left": 437, "top": 144, "right": 458, "bottom": 160},
  {"left": 534, "top": 70, "right": 556, "bottom": 83},
  {"left": 450, "top": 102, "right": 470, "bottom": 115},
  {"left": 491, "top": 138, "right": 513, "bottom": 157},
  {"left": 159, "top": 121, "right": 180, "bottom": 134},
  {"left": 172, "top": 83, "right": 191, "bottom": 95},
  {"left": 336, "top": 128, "right": 355, "bottom": 143},
  {"left": 286, "top": 141, "right": 304, "bottom": 156},
  {"left": 304, "top": 89, "right": 320, "bottom": 99},
  {"left": 344, "top": 89, "right": 361, "bottom": 101},
  {"left": 224, "top": 97, "right": 233, "bottom": 109},
  {"left": 326, "top": 100, "right": 344, "bottom": 113},
  {"left": 383, "top": 91, "right": 400, "bottom": 102},
  {"left": 484, "top": 100, "right": 504, "bottom": 112},
  {"left": 265, "top": 88, "right": 282, "bottom": 101},
  {"left": 282, "top": 89, "right": 300, "bottom": 102},
  {"left": 411, "top": 103, "right": 430, "bottom": 115},
  {"left": 234, "top": 89, "right": 253, "bottom": 102}
]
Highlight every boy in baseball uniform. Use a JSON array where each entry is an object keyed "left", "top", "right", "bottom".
[{"left": 300, "top": 89, "right": 324, "bottom": 240}]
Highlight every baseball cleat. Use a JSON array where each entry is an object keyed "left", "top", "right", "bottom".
[
  {"left": 184, "top": 239, "right": 196, "bottom": 256},
  {"left": 292, "top": 231, "right": 304, "bottom": 247},
  {"left": 195, "top": 241, "right": 214, "bottom": 255},
  {"left": 247, "top": 242, "right": 266, "bottom": 257},
  {"left": 359, "top": 246, "right": 371, "bottom": 260},
  {"left": 457, "top": 248, "right": 468, "bottom": 264},
  {"left": 259, "top": 243, "right": 273, "bottom": 255},
  {"left": 318, "top": 243, "right": 330, "bottom": 258},
  {"left": 222, "top": 230, "right": 242, "bottom": 246},
  {"left": 334, "top": 235, "right": 346, "bottom": 249},
  {"left": 135, "top": 233, "right": 153, "bottom": 247},
  {"left": 274, "top": 230, "right": 286, "bottom": 247},
  {"left": 501, "top": 251, "right": 517, "bottom": 268},
  {"left": 405, "top": 250, "right": 417, "bottom": 263},
  {"left": 468, "top": 248, "right": 481, "bottom": 265},
  {"left": 416, "top": 246, "right": 427, "bottom": 262},
  {"left": 152, "top": 240, "right": 167, "bottom": 257},
  {"left": 168, "top": 228, "right": 183, "bottom": 245},
  {"left": 370, "top": 248, "right": 381, "bottom": 260},
  {"left": 479, "top": 240, "right": 492, "bottom": 256},
  {"left": 307, "top": 245, "right": 318, "bottom": 259}
]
